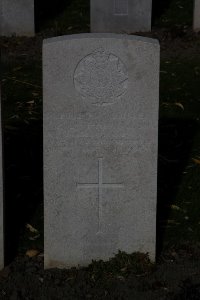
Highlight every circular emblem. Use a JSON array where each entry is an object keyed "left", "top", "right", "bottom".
[{"left": 74, "top": 48, "right": 128, "bottom": 105}]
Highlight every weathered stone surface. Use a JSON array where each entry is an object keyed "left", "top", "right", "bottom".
[
  {"left": 194, "top": 0, "right": 200, "bottom": 31},
  {"left": 0, "top": 0, "right": 34, "bottom": 36},
  {"left": 90, "top": 0, "right": 152, "bottom": 33},
  {"left": 43, "top": 33, "right": 160, "bottom": 269},
  {"left": 0, "top": 91, "right": 3, "bottom": 270}
]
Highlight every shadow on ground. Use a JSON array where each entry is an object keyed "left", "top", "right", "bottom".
[
  {"left": 3, "top": 121, "right": 43, "bottom": 264},
  {"left": 157, "top": 118, "right": 198, "bottom": 254},
  {"left": 152, "top": 0, "right": 172, "bottom": 24},
  {"left": 34, "top": 0, "right": 72, "bottom": 32}
]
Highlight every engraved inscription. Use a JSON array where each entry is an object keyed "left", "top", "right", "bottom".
[
  {"left": 77, "top": 158, "right": 124, "bottom": 233},
  {"left": 74, "top": 48, "right": 128, "bottom": 105},
  {"left": 114, "top": 0, "right": 128, "bottom": 15}
]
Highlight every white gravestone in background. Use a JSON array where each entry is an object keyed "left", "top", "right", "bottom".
[
  {"left": 43, "top": 33, "right": 160, "bottom": 269},
  {"left": 91, "top": 0, "right": 152, "bottom": 33},
  {"left": 194, "top": 0, "right": 200, "bottom": 31},
  {"left": 0, "top": 0, "right": 34, "bottom": 36}
]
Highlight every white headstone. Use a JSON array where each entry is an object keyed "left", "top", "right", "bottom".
[
  {"left": 0, "top": 91, "right": 3, "bottom": 270},
  {"left": 43, "top": 33, "right": 160, "bottom": 269},
  {"left": 0, "top": 0, "right": 35, "bottom": 36},
  {"left": 194, "top": 0, "right": 200, "bottom": 31},
  {"left": 90, "top": 0, "right": 152, "bottom": 33}
]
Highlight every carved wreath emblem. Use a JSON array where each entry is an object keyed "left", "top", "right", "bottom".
[{"left": 74, "top": 48, "right": 128, "bottom": 105}]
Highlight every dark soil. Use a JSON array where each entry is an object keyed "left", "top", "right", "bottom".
[
  {"left": 0, "top": 245, "right": 200, "bottom": 299},
  {"left": 0, "top": 0, "right": 200, "bottom": 298}
]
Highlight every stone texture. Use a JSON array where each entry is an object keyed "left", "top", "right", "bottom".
[
  {"left": 0, "top": 0, "right": 34, "bottom": 36},
  {"left": 90, "top": 0, "right": 152, "bottom": 33},
  {"left": 194, "top": 0, "right": 200, "bottom": 31},
  {"left": 0, "top": 91, "right": 3, "bottom": 270},
  {"left": 43, "top": 33, "right": 160, "bottom": 269}
]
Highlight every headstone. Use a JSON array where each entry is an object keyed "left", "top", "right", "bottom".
[
  {"left": 43, "top": 33, "right": 160, "bottom": 269},
  {"left": 0, "top": 0, "right": 35, "bottom": 36},
  {"left": 0, "top": 91, "right": 3, "bottom": 270},
  {"left": 194, "top": 0, "right": 200, "bottom": 31},
  {"left": 90, "top": 0, "right": 152, "bottom": 33}
]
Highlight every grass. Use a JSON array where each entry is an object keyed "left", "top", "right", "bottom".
[
  {"left": 158, "top": 51, "right": 200, "bottom": 245},
  {"left": 88, "top": 251, "right": 153, "bottom": 279}
]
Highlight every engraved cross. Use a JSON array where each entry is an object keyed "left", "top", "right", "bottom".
[{"left": 77, "top": 158, "right": 124, "bottom": 233}]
